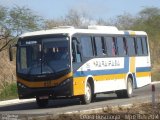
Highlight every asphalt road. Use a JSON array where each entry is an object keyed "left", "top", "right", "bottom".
[{"left": 0, "top": 83, "right": 159, "bottom": 118}]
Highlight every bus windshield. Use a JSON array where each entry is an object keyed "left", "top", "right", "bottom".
[{"left": 17, "top": 35, "right": 70, "bottom": 76}]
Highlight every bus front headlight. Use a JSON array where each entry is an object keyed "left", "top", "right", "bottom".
[
  {"left": 18, "top": 83, "right": 26, "bottom": 89},
  {"left": 60, "top": 78, "right": 71, "bottom": 86}
]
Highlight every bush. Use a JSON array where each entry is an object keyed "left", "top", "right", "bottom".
[
  {"left": 151, "top": 67, "right": 160, "bottom": 81},
  {"left": 0, "top": 82, "right": 18, "bottom": 101}
]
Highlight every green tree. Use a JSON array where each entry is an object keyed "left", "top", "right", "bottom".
[
  {"left": 44, "top": 9, "right": 93, "bottom": 29},
  {"left": 112, "top": 7, "right": 160, "bottom": 65},
  {"left": 112, "top": 12, "right": 136, "bottom": 29},
  {"left": 0, "top": 5, "right": 43, "bottom": 52},
  {"left": 131, "top": 7, "right": 160, "bottom": 65}
]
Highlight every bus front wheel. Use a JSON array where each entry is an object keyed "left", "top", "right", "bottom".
[
  {"left": 80, "top": 83, "right": 92, "bottom": 104},
  {"left": 36, "top": 97, "right": 48, "bottom": 108}
]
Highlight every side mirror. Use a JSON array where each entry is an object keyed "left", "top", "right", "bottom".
[
  {"left": 9, "top": 44, "right": 17, "bottom": 61},
  {"left": 9, "top": 45, "right": 13, "bottom": 61}
]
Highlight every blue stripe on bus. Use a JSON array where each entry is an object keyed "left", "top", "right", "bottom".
[
  {"left": 74, "top": 68, "right": 126, "bottom": 77},
  {"left": 136, "top": 67, "right": 151, "bottom": 72},
  {"left": 74, "top": 57, "right": 129, "bottom": 77},
  {"left": 74, "top": 57, "right": 151, "bottom": 77}
]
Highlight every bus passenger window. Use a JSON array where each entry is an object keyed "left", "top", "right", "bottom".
[
  {"left": 136, "top": 37, "right": 143, "bottom": 55},
  {"left": 133, "top": 38, "right": 138, "bottom": 55},
  {"left": 80, "top": 36, "right": 93, "bottom": 57},
  {"left": 142, "top": 37, "right": 148, "bottom": 55},
  {"left": 112, "top": 38, "right": 117, "bottom": 56},
  {"left": 101, "top": 37, "right": 107, "bottom": 55},
  {"left": 126, "top": 37, "right": 135, "bottom": 56},
  {"left": 72, "top": 37, "right": 82, "bottom": 63},
  {"left": 123, "top": 38, "right": 128, "bottom": 55},
  {"left": 94, "top": 37, "right": 103, "bottom": 56},
  {"left": 117, "top": 37, "right": 125, "bottom": 56},
  {"left": 104, "top": 37, "right": 113, "bottom": 56}
]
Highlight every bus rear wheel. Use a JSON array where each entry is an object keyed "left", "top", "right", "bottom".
[
  {"left": 80, "top": 83, "right": 92, "bottom": 104},
  {"left": 125, "top": 77, "right": 133, "bottom": 98},
  {"left": 116, "top": 77, "right": 133, "bottom": 98},
  {"left": 36, "top": 97, "right": 48, "bottom": 108}
]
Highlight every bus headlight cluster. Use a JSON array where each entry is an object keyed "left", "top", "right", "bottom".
[
  {"left": 61, "top": 78, "right": 71, "bottom": 86},
  {"left": 18, "top": 83, "right": 26, "bottom": 89}
]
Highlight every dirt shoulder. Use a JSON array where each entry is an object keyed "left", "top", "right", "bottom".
[{"left": 52, "top": 103, "right": 160, "bottom": 120}]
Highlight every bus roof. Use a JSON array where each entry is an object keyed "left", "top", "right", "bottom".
[{"left": 20, "top": 26, "right": 147, "bottom": 38}]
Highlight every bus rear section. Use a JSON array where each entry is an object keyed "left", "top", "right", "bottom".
[{"left": 71, "top": 30, "right": 151, "bottom": 104}]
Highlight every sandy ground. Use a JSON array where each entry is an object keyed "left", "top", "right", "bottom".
[{"left": 48, "top": 103, "right": 160, "bottom": 120}]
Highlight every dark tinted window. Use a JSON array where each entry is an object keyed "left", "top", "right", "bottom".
[
  {"left": 80, "top": 36, "right": 93, "bottom": 57},
  {"left": 104, "top": 37, "right": 113, "bottom": 56},
  {"left": 133, "top": 38, "right": 138, "bottom": 55},
  {"left": 123, "top": 38, "right": 128, "bottom": 55},
  {"left": 136, "top": 37, "right": 143, "bottom": 55},
  {"left": 112, "top": 38, "right": 117, "bottom": 56},
  {"left": 101, "top": 37, "right": 107, "bottom": 55},
  {"left": 95, "top": 37, "right": 103, "bottom": 56},
  {"left": 142, "top": 37, "right": 148, "bottom": 55},
  {"left": 72, "top": 38, "right": 82, "bottom": 63},
  {"left": 126, "top": 37, "right": 136, "bottom": 56},
  {"left": 117, "top": 37, "right": 125, "bottom": 56}
]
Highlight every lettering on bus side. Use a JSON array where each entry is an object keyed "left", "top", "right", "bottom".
[
  {"left": 86, "top": 63, "right": 90, "bottom": 68},
  {"left": 93, "top": 59, "right": 120, "bottom": 68}
]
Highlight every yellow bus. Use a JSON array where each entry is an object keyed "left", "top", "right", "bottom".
[{"left": 9, "top": 26, "right": 151, "bottom": 107}]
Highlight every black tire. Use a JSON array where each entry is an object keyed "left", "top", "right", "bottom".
[
  {"left": 36, "top": 97, "right": 48, "bottom": 108},
  {"left": 116, "top": 90, "right": 125, "bottom": 98},
  {"left": 116, "top": 77, "right": 133, "bottom": 98},
  {"left": 80, "top": 83, "right": 92, "bottom": 104},
  {"left": 92, "top": 94, "right": 96, "bottom": 102},
  {"left": 125, "top": 77, "right": 133, "bottom": 98}
]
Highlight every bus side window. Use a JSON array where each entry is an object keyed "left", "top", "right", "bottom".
[
  {"left": 142, "top": 37, "right": 148, "bottom": 55},
  {"left": 117, "top": 37, "right": 124, "bottom": 56},
  {"left": 126, "top": 37, "right": 135, "bottom": 56},
  {"left": 123, "top": 38, "right": 128, "bottom": 55},
  {"left": 72, "top": 37, "right": 82, "bottom": 63},
  {"left": 101, "top": 37, "right": 107, "bottom": 55},
  {"left": 112, "top": 37, "right": 117, "bottom": 56},
  {"left": 94, "top": 36, "right": 103, "bottom": 56},
  {"left": 136, "top": 37, "right": 143, "bottom": 55},
  {"left": 80, "top": 36, "right": 93, "bottom": 58},
  {"left": 104, "top": 37, "right": 113, "bottom": 56},
  {"left": 133, "top": 38, "right": 138, "bottom": 55}
]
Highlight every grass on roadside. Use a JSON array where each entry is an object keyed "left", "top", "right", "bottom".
[
  {"left": 152, "top": 69, "right": 160, "bottom": 81},
  {"left": 0, "top": 82, "right": 18, "bottom": 101}
]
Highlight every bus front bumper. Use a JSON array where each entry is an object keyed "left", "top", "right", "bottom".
[{"left": 17, "top": 79, "right": 73, "bottom": 99}]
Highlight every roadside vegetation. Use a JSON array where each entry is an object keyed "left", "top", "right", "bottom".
[
  {"left": 31, "top": 102, "right": 160, "bottom": 120},
  {"left": 0, "top": 5, "right": 160, "bottom": 100},
  {"left": 59, "top": 103, "right": 160, "bottom": 120},
  {"left": 152, "top": 67, "right": 160, "bottom": 81},
  {"left": 0, "top": 82, "right": 17, "bottom": 101}
]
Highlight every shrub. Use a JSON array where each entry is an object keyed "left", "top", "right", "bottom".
[{"left": 0, "top": 82, "right": 18, "bottom": 101}]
